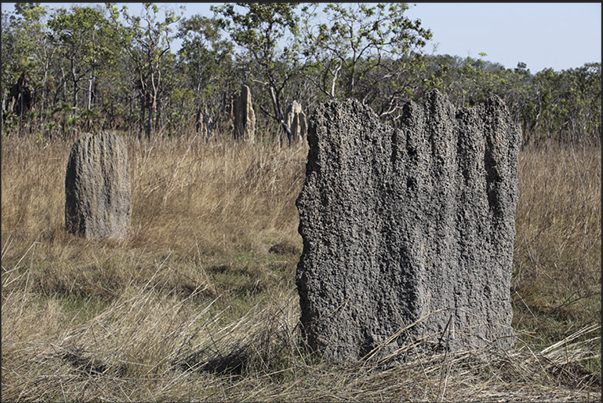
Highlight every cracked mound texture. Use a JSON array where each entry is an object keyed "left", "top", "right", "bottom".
[{"left": 296, "top": 90, "right": 520, "bottom": 362}]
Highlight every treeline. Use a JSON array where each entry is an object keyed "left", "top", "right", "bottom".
[{"left": 1, "top": 3, "right": 600, "bottom": 146}]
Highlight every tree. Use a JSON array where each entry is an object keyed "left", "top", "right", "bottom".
[
  {"left": 1, "top": 9, "right": 18, "bottom": 133},
  {"left": 48, "top": 5, "right": 116, "bottom": 111},
  {"left": 531, "top": 63, "right": 601, "bottom": 144},
  {"left": 213, "top": 3, "right": 302, "bottom": 144},
  {"left": 177, "top": 14, "right": 234, "bottom": 140},
  {"left": 1, "top": 3, "right": 54, "bottom": 135},
  {"left": 107, "top": 2, "right": 183, "bottom": 140},
  {"left": 299, "top": 2, "right": 432, "bottom": 119}
]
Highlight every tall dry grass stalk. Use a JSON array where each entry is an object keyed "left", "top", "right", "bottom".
[{"left": 1, "top": 133, "right": 600, "bottom": 402}]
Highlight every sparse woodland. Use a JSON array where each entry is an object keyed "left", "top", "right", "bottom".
[
  {"left": 1, "top": 3, "right": 600, "bottom": 145},
  {"left": 1, "top": 3, "right": 601, "bottom": 402}
]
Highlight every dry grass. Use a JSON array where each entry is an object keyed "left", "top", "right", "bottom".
[
  {"left": 512, "top": 143, "right": 601, "bottom": 351},
  {"left": 1, "top": 132, "right": 600, "bottom": 402}
]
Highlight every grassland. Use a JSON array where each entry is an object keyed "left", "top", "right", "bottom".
[{"left": 1, "top": 131, "right": 600, "bottom": 402}]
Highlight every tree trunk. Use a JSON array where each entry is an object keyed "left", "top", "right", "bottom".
[
  {"left": 61, "top": 66, "right": 68, "bottom": 102},
  {"left": 269, "top": 86, "right": 292, "bottom": 145},
  {"left": 1, "top": 95, "right": 5, "bottom": 135},
  {"left": 87, "top": 75, "right": 93, "bottom": 110},
  {"left": 155, "top": 101, "right": 161, "bottom": 134},
  {"left": 205, "top": 112, "right": 213, "bottom": 142},
  {"left": 139, "top": 92, "right": 145, "bottom": 141},
  {"left": 71, "top": 59, "right": 78, "bottom": 109},
  {"left": 146, "top": 102, "right": 153, "bottom": 141}
]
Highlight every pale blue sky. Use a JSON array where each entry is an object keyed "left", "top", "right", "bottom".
[
  {"left": 405, "top": 3, "right": 602, "bottom": 73},
  {"left": 2, "top": 2, "right": 600, "bottom": 73}
]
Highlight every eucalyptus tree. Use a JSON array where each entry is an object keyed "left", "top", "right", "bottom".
[
  {"left": 569, "top": 63, "right": 601, "bottom": 143},
  {"left": 107, "top": 2, "right": 183, "bottom": 140},
  {"left": 48, "top": 5, "right": 117, "bottom": 110},
  {"left": 298, "top": 3, "right": 432, "bottom": 120},
  {"left": 177, "top": 14, "right": 234, "bottom": 140},
  {"left": 532, "top": 63, "right": 601, "bottom": 144},
  {"left": 1, "top": 3, "right": 54, "bottom": 134},
  {"left": 213, "top": 3, "right": 302, "bottom": 143},
  {"left": 1, "top": 9, "right": 17, "bottom": 132}
]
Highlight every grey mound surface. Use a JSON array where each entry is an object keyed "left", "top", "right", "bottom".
[
  {"left": 65, "top": 131, "right": 131, "bottom": 241},
  {"left": 296, "top": 90, "right": 520, "bottom": 362}
]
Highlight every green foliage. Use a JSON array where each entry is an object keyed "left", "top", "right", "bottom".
[
  {"left": 5, "top": 3, "right": 50, "bottom": 80},
  {"left": 1, "top": 2, "right": 52, "bottom": 133},
  {"left": 176, "top": 14, "right": 234, "bottom": 139},
  {"left": 213, "top": 3, "right": 302, "bottom": 141},
  {"left": 416, "top": 54, "right": 601, "bottom": 145},
  {"left": 298, "top": 2, "right": 432, "bottom": 107},
  {"left": 105, "top": 2, "right": 184, "bottom": 140},
  {"left": 0, "top": 3, "right": 600, "bottom": 146},
  {"left": 47, "top": 5, "right": 117, "bottom": 108},
  {"left": 529, "top": 63, "right": 601, "bottom": 143}
]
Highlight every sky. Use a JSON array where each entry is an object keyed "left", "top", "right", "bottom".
[
  {"left": 1, "top": 2, "right": 600, "bottom": 73},
  {"left": 405, "top": 3, "right": 602, "bottom": 73}
]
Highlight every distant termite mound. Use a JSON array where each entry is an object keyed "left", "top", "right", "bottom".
[
  {"left": 234, "top": 84, "right": 256, "bottom": 144},
  {"left": 65, "top": 131, "right": 131, "bottom": 241}
]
